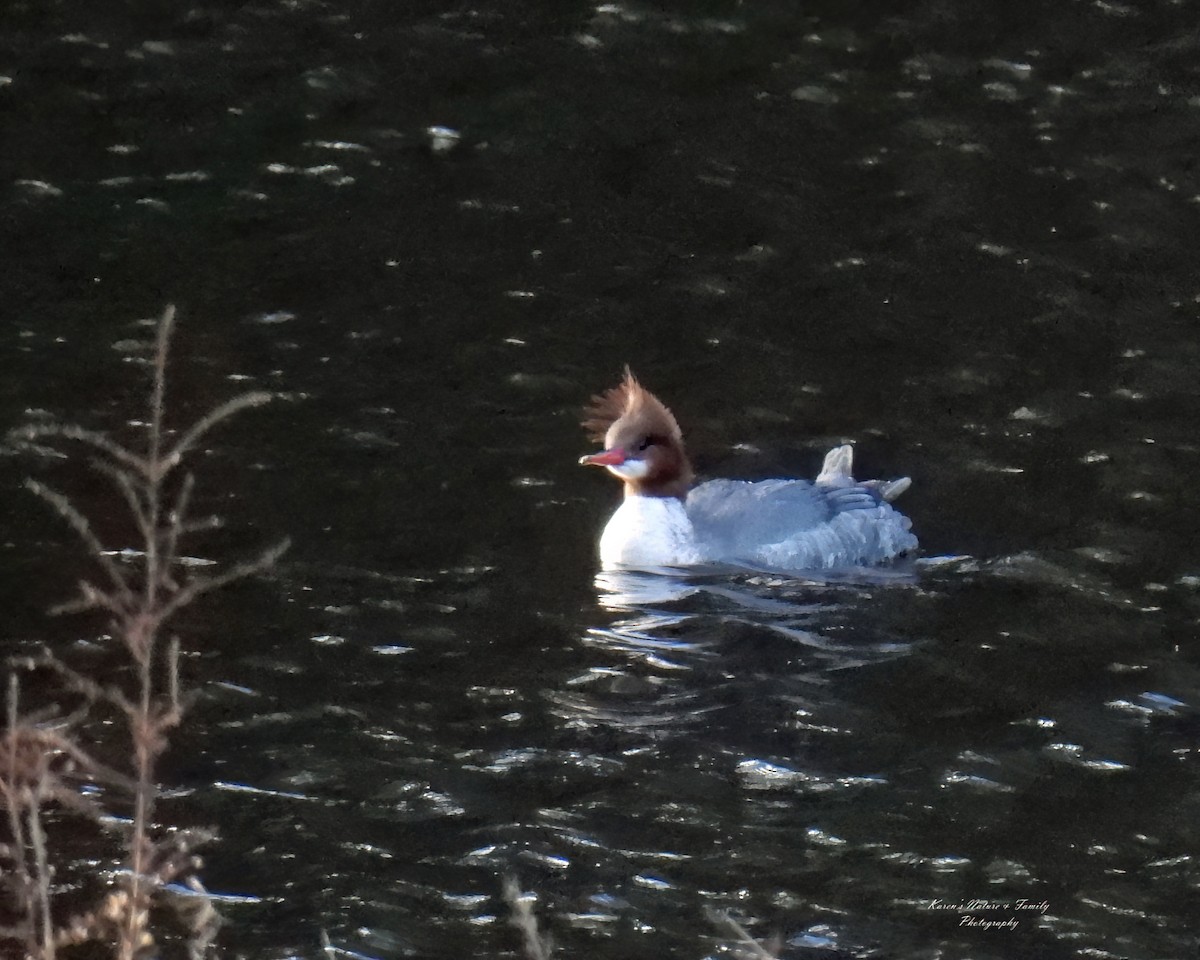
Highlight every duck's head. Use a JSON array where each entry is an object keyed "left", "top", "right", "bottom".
[{"left": 578, "top": 367, "right": 693, "bottom": 499}]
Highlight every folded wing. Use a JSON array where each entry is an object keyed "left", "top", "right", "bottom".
[{"left": 685, "top": 445, "right": 917, "bottom": 571}]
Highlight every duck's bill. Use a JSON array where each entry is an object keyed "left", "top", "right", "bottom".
[{"left": 578, "top": 449, "right": 626, "bottom": 466}]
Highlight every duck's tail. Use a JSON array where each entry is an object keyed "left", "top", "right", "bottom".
[{"left": 817, "top": 443, "right": 911, "bottom": 502}]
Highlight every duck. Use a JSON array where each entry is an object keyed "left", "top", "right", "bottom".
[{"left": 578, "top": 368, "right": 917, "bottom": 571}]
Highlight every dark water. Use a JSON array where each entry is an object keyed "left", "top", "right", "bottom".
[{"left": 3, "top": 1, "right": 1200, "bottom": 957}]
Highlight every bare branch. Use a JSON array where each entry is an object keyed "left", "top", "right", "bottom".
[
  {"left": 53, "top": 912, "right": 107, "bottom": 950},
  {"left": 162, "top": 473, "right": 195, "bottom": 574},
  {"left": 167, "top": 637, "right": 180, "bottom": 714},
  {"left": 48, "top": 580, "right": 128, "bottom": 618},
  {"left": 705, "top": 909, "right": 779, "bottom": 960},
  {"left": 6, "top": 672, "right": 16, "bottom": 737},
  {"left": 23, "top": 480, "right": 134, "bottom": 604},
  {"left": 149, "top": 305, "right": 176, "bottom": 471},
  {"left": 502, "top": 877, "right": 554, "bottom": 960},
  {"left": 158, "top": 538, "right": 289, "bottom": 624},
  {"left": 178, "top": 516, "right": 224, "bottom": 535},
  {"left": 27, "top": 788, "right": 57, "bottom": 960},
  {"left": 6, "top": 437, "right": 68, "bottom": 461},
  {"left": 7, "top": 304, "right": 281, "bottom": 957},
  {"left": 51, "top": 737, "right": 139, "bottom": 796},
  {"left": 146, "top": 827, "right": 218, "bottom": 886},
  {"left": 10, "top": 424, "right": 150, "bottom": 478},
  {"left": 180, "top": 874, "right": 222, "bottom": 960},
  {"left": 28, "top": 651, "right": 137, "bottom": 717},
  {"left": 3, "top": 678, "right": 34, "bottom": 937},
  {"left": 158, "top": 392, "right": 274, "bottom": 479},
  {"left": 89, "top": 458, "right": 151, "bottom": 544}
]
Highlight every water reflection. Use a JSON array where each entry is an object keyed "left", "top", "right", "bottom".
[
  {"left": 513, "top": 564, "right": 933, "bottom": 953},
  {"left": 592, "top": 564, "right": 921, "bottom": 662}
]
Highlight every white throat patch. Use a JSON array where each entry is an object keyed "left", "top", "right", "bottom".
[{"left": 607, "top": 459, "right": 650, "bottom": 480}]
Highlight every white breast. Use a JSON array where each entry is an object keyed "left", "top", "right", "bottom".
[{"left": 599, "top": 495, "right": 701, "bottom": 569}]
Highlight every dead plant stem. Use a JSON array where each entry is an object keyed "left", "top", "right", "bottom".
[
  {"left": 3, "top": 304, "right": 285, "bottom": 960},
  {"left": 28, "top": 783, "right": 56, "bottom": 960}
]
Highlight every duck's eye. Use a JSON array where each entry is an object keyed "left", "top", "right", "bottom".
[{"left": 636, "top": 437, "right": 655, "bottom": 452}]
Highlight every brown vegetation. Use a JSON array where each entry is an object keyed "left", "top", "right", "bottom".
[{"left": 2, "top": 306, "right": 286, "bottom": 959}]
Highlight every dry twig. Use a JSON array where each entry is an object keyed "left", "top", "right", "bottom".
[
  {"left": 705, "top": 907, "right": 782, "bottom": 960},
  {"left": 502, "top": 877, "right": 554, "bottom": 960},
  {"left": 2, "top": 304, "right": 286, "bottom": 960}
]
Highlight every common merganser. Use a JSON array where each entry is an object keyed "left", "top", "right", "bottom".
[{"left": 578, "top": 369, "right": 918, "bottom": 571}]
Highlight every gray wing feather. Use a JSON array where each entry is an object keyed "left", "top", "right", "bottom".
[
  {"left": 688, "top": 478, "right": 883, "bottom": 557},
  {"left": 685, "top": 443, "right": 917, "bottom": 570}
]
